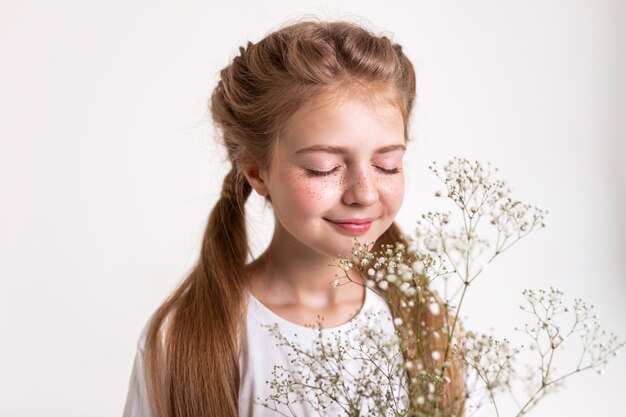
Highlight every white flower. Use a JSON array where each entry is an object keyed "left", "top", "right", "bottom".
[
  {"left": 368, "top": 268, "right": 375, "bottom": 276},
  {"left": 394, "top": 317, "right": 403, "bottom": 326},
  {"left": 431, "top": 351, "right": 441, "bottom": 361},
  {"left": 428, "top": 302, "right": 440, "bottom": 315},
  {"left": 378, "top": 281, "right": 389, "bottom": 290}
]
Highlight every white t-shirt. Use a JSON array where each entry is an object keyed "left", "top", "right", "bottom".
[
  {"left": 122, "top": 289, "right": 482, "bottom": 416},
  {"left": 240, "top": 288, "right": 406, "bottom": 416}
]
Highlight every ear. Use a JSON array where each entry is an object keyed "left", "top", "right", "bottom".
[{"left": 242, "top": 167, "right": 270, "bottom": 197}]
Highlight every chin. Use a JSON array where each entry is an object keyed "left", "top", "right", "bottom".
[{"left": 320, "top": 241, "right": 354, "bottom": 259}]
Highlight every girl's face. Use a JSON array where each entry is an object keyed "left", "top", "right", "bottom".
[{"left": 254, "top": 92, "right": 406, "bottom": 259}]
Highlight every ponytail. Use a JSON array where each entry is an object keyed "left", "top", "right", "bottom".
[
  {"left": 377, "top": 223, "right": 467, "bottom": 416},
  {"left": 143, "top": 167, "right": 251, "bottom": 417}
]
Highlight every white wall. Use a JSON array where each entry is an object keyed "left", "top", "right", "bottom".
[{"left": 0, "top": 1, "right": 624, "bottom": 416}]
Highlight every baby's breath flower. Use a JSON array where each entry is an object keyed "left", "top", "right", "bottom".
[
  {"left": 428, "top": 302, "right": 440, "bottom": 315},
  {"left": 261, "top": 159, "right": 623, "bottom": 417}
]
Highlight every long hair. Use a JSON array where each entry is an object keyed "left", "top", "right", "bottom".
[{"left": 143, "top": 19, "right": 464, "bottom": 417}]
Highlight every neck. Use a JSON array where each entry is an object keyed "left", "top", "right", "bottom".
[{"left": 246, "top": 224, "right": 364, "bottom": 309}]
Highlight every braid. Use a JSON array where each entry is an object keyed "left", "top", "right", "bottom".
[{"left": 219, "top": 167, "right": 252, "bottom": 213}]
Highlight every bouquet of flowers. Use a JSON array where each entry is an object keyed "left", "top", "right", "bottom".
[{"left": 255, "top": 157, "right": 624, "bottom": 417}]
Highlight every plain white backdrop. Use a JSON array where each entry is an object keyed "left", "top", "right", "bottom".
[{"left": 0, "top": 1, "right": 624, "bottom": 416}]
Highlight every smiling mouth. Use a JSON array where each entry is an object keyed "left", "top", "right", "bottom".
[{"left": 324, "top": 218, "right": 375, "bottom": 233}]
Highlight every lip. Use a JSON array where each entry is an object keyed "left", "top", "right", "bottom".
[
  {"left": 324, "top": 217, "right": 376, "bottom": 233},
  {"left": 326, "top": 217, "right": 376, "bottom": 224}
]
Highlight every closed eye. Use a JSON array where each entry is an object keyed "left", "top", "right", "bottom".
[
  {"left": 376, "top": 166, "right": 401, "bottom": 175},
  {"left": 305, "top": 166, "right": 401, "bottom": 177},
  {"left": 305, "top": 167, "right": 340, "bottom": 177}
]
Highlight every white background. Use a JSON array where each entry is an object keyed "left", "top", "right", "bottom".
[{"left": 0, "top": 1, "right": 624, "bottom": 416}]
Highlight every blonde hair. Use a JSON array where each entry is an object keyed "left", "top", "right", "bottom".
[{"left": 143, "top": 18, "right": 464, "bottom": 417}]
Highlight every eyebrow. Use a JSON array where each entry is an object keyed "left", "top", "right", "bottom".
[{"left": 294, "top": 144, "right": 406, "bottom": 155}]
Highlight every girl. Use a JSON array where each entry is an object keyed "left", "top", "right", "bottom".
[{"left": 123, "top": 19, "right": 466, "bottom": 417}]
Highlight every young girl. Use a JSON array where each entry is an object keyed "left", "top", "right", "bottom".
[{"left": 123, "top": 19, "right": 466, "bottom": 417}]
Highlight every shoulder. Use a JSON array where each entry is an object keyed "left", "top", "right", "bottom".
[{"left": 135, "top": 311, "right": 173, "bottom": 353}]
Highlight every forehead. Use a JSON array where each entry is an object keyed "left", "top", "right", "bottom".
[{"left": 277, "top": 90, "right": 405, "bottom": 154}]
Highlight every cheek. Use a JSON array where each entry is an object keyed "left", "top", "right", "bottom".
[
  {"left": 377, "top": 174, "right": 405, "bottom": 212},
  {"left": 279, "top": 170, "right": 342, "bottom": 216}
]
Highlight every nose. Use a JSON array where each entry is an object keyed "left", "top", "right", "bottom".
[{"left": 342, "top": 164, "right": 379, "bottom": 206}]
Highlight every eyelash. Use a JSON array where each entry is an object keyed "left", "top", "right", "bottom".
[{"left": 306, "top": 166, "right": 401, "bottom": 177}]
